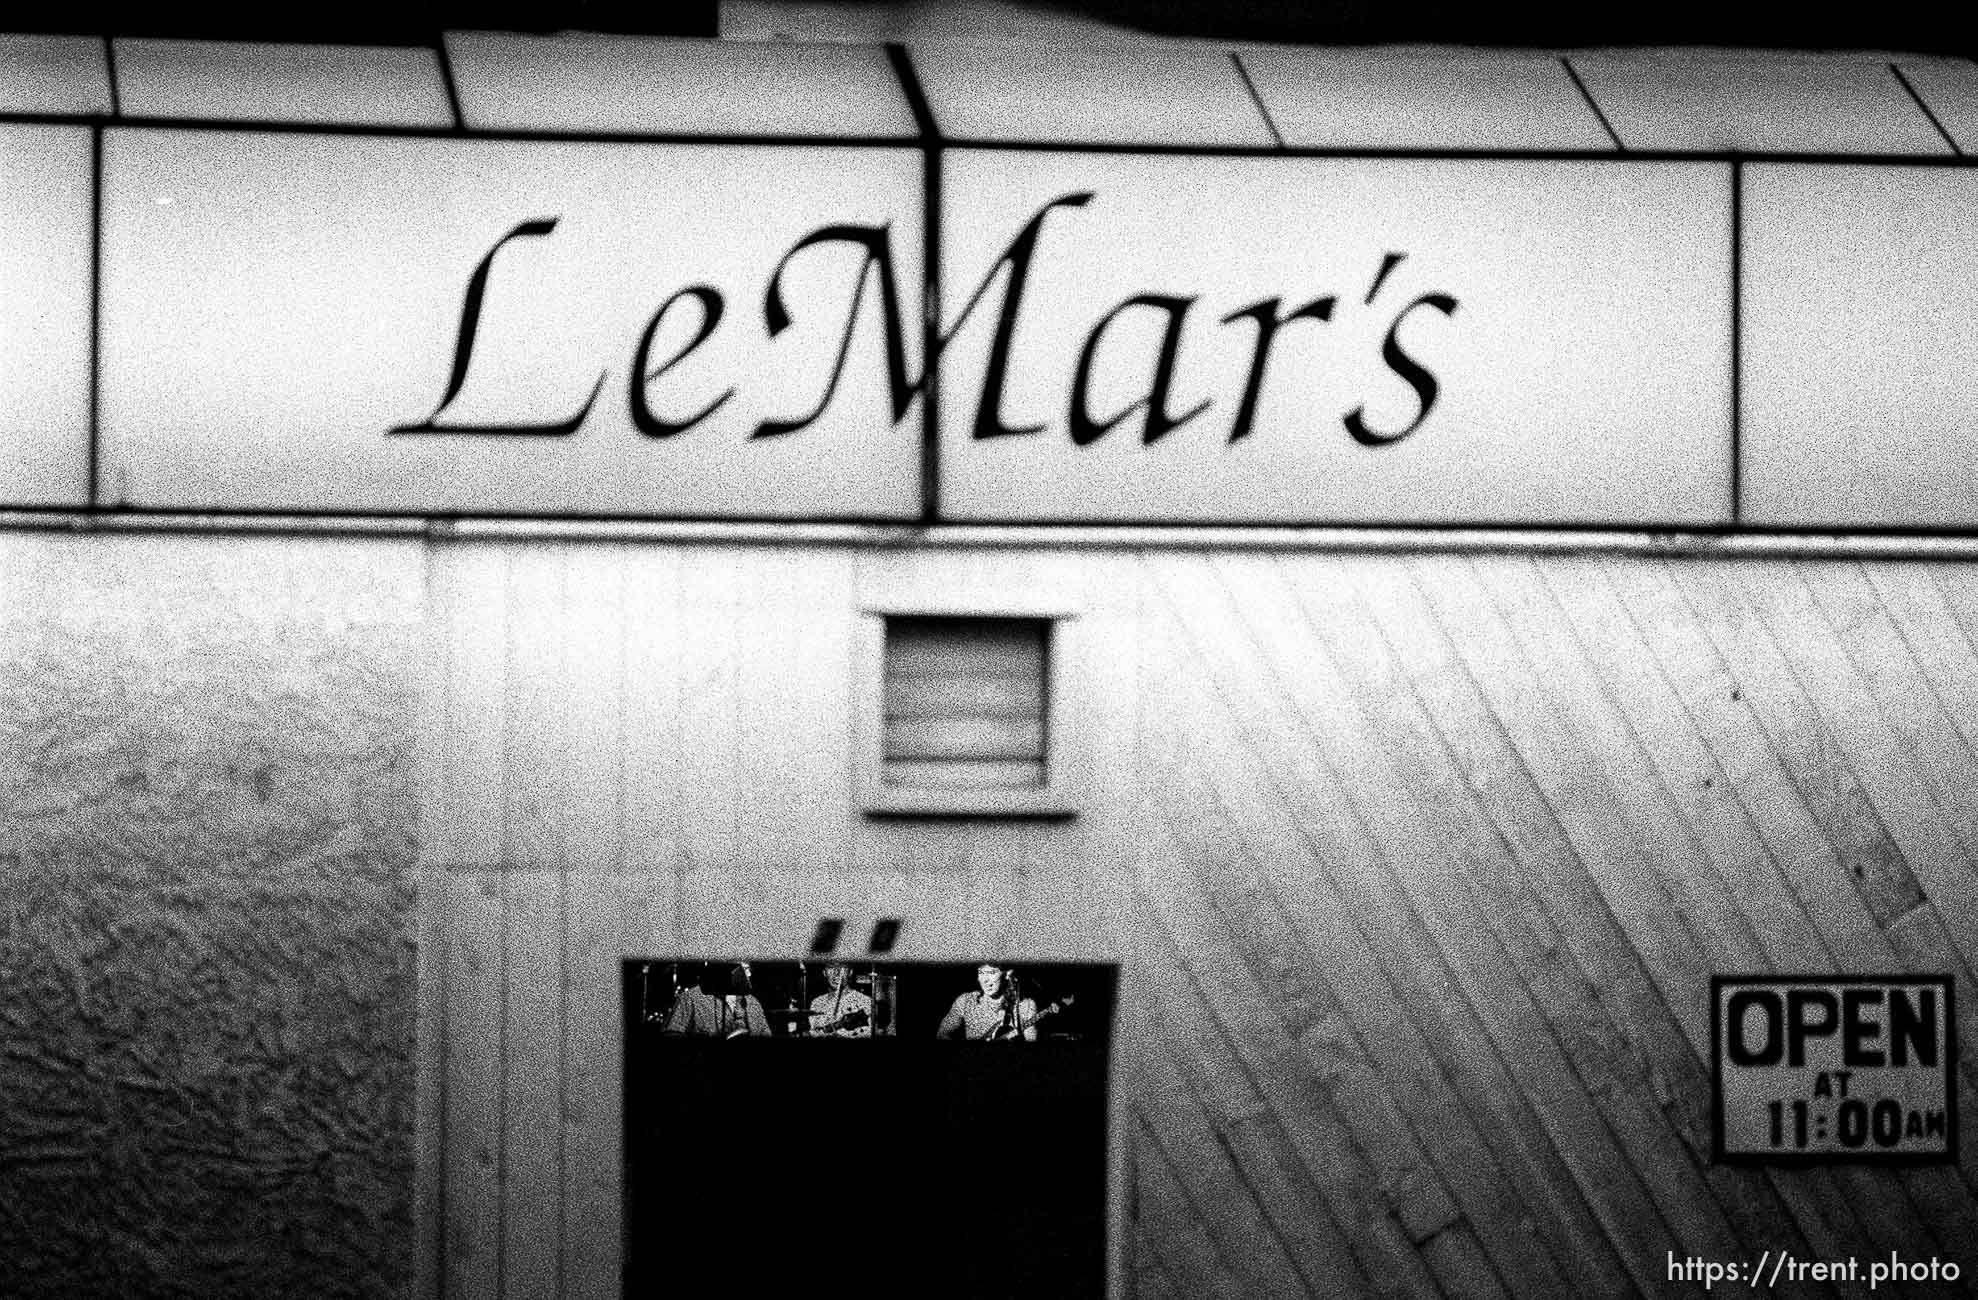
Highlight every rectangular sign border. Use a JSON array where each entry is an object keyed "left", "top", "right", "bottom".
[
  {"left": 932, "top": 150, "right": 1739, "bottom": 530},
  {"left": 1710, "top": 972, "right": 1959, "bottom": 1166},
  {"left": 16, "top": 114, "right": 1978, "bottom": 532},
  {"left": 93, "top": 125, "right": 934, "bottom": 523}
]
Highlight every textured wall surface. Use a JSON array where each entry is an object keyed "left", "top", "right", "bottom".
[{"left": 0, "top": 532, "right": 424, "bottom": 1299}]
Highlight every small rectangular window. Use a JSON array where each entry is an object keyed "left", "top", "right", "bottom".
[
  {"left": 857, "top": 610, "right": 1079, "bottom": 817},
  {"left": 883, "top": 616, "right": 1048, "bottom": 790}
]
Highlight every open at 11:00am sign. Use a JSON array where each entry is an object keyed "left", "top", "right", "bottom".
[{"left": 1712, "top": 975, "right": 1956, "bottom": 1163}]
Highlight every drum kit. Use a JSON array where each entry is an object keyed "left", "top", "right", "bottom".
[
  {"left": 639, "top": 961, "right": 1080, "bottom": 1039},
  {"left": 777, "top": 963, "right": 898, "bottom": 1038},
  {"left": 639, "top": 961, "right": 899, "bottom": 1036}
]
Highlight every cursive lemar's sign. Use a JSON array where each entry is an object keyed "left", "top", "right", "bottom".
[
  {"left": 96, "top": 130, "right": 1734, "bottom": 524},
  {"left": 390, "top": 196, "right": 1446, "bottom": 448},
  {"left": 938, "top": 154, "right": 1732, "bottom": 524},
  {"left": 100, "top": 131, "right": 926, "bottom": 519}
]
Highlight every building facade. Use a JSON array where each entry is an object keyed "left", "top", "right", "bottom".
[{"left": 3, "top": 23, "right": 1976, "bottom": 1298}]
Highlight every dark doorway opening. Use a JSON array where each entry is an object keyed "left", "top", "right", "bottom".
[{"left": 622, "top": 959, "right": 1116, "bottom": 1300}]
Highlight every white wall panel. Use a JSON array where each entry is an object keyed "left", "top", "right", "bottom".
[
  {"left": 939, "top": 153, "right": 1732, "bottom": 525},
  {"left": 0, "top": 124, "right": 93, "bottom": 507},
  {"left": 445, "top": 31, "right": 917, "bottom": 139},
  {"left": 112, "top": 39, "right": 453, "bottom": 128},
  {"left": 0, "top": 34, "right": 111, "bottom": 116},
  {"left": 1743, "top": 164, "right": 1978, "bottom": 528},
  {"left": 1240, "top": 49, "right": 1615, "bottom": 152},
  {"left": 98, "top": 129, "right": 923, "bottom": 519},
  {"left": 907, "top": 39, "right": 1274, "bottom": 146},
  {"left": 1892, "top": 57, "right": 1978, "bottom": 155},
  {"left": 1572, "top": 53, "right": 1950, "bottom": 155}
]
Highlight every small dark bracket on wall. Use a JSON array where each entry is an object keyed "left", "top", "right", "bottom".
[{"left": 809, "top": 917, "right": 844, "bottom": 955}]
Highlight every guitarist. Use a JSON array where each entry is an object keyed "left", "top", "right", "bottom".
[
  {"left": 807, "top": 961, "right": 873, "bottom": 1038},
  {"left": 937, "top": 964, "right": 1040, "bottom": 1042}
]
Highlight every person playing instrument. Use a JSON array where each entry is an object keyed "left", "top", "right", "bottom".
[
  {"left": 937, "top": 963, "right": 1039, "bottom": 1041},
  {"left": 662, "top": 963, "right": 770, "bottom": 1038},
  {"left": 807, "top": 961, "right": 874, "bottom": 1038}
]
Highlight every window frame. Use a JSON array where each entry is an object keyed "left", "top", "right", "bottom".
[{"left": 853, "top": 600, "right": 1084, "bottom": 817}]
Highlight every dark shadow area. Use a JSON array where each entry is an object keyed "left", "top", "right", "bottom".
[
  {"left": 622, "top": 959, "right": 1116, "bottom": 1300},
  {"left": 4, "top": 1, "right": 1971, "bottom": 56}
]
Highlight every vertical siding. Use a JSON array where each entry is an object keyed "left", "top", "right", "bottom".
[
  {"left": 417, "top": 539, "right": 1978, "bottom": 1298},
  {"left": 6, "top": 526, "right": 1972, "bottom": 1295},
  {"left": 422, "top": 540, "right": 1139, "bottom": 1298}
]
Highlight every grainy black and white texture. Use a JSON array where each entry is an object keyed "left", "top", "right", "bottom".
[{"left": 0, "top": 533, "right": 423, "bottom": 1299}]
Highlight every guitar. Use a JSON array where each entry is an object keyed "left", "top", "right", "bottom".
[
  {"left": 809, "top": 1006, "right": 871, "bottom": 1036},
  {"left": 984, "top": 995, "right": 1075, "bottom": 1041}
]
